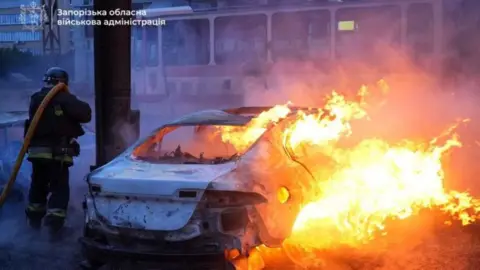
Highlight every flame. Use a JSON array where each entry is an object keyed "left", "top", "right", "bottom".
[
  {"left": 288, "top": 135, "right": 468, "bottom": 246},
  {"left": 214, "top": 103, "right": 291, "bottom": 153},
  {"left": 284, "top": 90, "right": 368, "bottom": 149},
  {"left": 219, "top": 80, "right": 480, "bottom": 269}
]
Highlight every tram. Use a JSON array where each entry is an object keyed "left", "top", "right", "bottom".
[{"left": 132, "top": 0, "right": 444, "bottom": 118}]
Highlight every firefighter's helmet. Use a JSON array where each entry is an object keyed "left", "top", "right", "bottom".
[{"left": 43, "top": 67, "right": 69, "bottom": 86}]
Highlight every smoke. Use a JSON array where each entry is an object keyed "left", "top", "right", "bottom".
[
  {"left": 1, "top": 0, "right": 479, "bottom": 269},
  {"left": 130, "top": 1, "right": 480, "bottom": 268},
  {"left": 0, "top": 113, "right": 93, "bottom": 269},
  {"left": 0, "top": 47, "right": 83, "bottom": 266},
  {"left": 228, "top": 1, "right": 480, "bottom": 269},
  {"left": 238, "top": 2, "right": 480, "bottom": 187}
]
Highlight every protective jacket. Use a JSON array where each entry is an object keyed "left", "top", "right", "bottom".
[
  {"left": 25, "top": 86, "right": 91, "bottom": 230},
  {"left": 24, "top": 86, "right": 92, "bottom": 162}
]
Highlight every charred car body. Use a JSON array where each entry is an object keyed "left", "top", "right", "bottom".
[{"left": 81, "top": 107, "right": 315, "bottom": 268}]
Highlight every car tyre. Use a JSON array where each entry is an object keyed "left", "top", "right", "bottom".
[
  {"left": 81, "top": 210, "right": 105, "bottom": 270},
  {"left": 224, "top": 260, "right": 235, "bottom": 270},
  {"left": 80, "top": 245, "right": 105, "bottom": 270}
]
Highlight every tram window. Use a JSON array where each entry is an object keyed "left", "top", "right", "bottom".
[
  {"left": 336, "top": 6, "right": 401, "bottom": 61},
  {"left": 272, "top": 10, "right": 330, "bottom": 61},
  {"left": 162, "top": 19, "right": 210, "bottom": 66},
  {"left": 145, "top": 26, "right": 159, "bottom": 67},
  {"left": 407, "top": 3, "right": 434, "bottom": 55},
  {"left": 214, "top": 14, "right": 267, "bottom": 65},
  {"left": 132, "top": 26, "right": 142, "bottom": 68},
  {"left": 85, "top": 25, "right": 93, "bottom": 38}
]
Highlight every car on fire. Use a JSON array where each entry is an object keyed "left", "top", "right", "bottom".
[{"left": 80, "top": 107, "right": 316, "bottom": 269}]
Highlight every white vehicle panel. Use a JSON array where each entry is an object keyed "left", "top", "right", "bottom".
[
  {"left": 89, "top": 156, "right": 239, "bottom": 231},
  {"left": 93, "top": 196, "right": 199, "bottom": 231}
]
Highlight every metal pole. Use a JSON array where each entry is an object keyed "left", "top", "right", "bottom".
[{"left": 93, "top": 0, "right": 139, "bottom": 168}]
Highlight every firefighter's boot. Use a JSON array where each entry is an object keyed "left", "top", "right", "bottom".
[
  {"left": 44, "top": 208, "right": 66, "bottom": 234},
  {"left": 25, "top": 203, "right": 46, "bottom": 229}
]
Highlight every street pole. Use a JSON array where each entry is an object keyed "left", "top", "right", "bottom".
[{"left": 93, "top": 0, "right": 140, "bottom": 168}]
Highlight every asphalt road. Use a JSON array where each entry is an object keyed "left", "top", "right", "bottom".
[
  {"left": 2, "top": 205, "right": 480, "bottom": 270},
  {"left": 0, "top": 209, "right": 84, "bottom": 270},
  {"left": 0, "top": 159, "right": 480, "bottom": 270}
]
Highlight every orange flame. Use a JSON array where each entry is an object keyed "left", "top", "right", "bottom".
[
  {"left": 214, "top": 103, "right": 291, "bottom": 153},
  {"left": 219, "top": 80, "right": 480, "bottom": 269}
]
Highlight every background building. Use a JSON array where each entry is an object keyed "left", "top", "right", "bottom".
[
  {"left": 0, "top": 0, "right": 71, "bottom": 55},
  {"left": 0, "top": 0, "right": 43, "bottom": 54}
]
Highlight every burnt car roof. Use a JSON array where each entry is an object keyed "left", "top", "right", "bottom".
[
  {"left": 0, "top": 111, "right": 28, "bottom": 128},
  {"left": 224, "top": 106, "right": 318, "bottom": 116},
  {"left": 165, "top": 109, "right": 253, "bottom": 126},
  {"left": 164, "top": 106, "right": 320, "bottom": 127}
]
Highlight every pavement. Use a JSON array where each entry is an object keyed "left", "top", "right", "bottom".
[
  {"left": 0, "top": 200, "right": 84, "bottom": 270},
  {"left": 2, "top": 200, "right": 480, "bottom": 269}
]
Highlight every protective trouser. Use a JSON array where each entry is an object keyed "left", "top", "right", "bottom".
[{"left": 26, "top": 158, "right": 70, "bottom": 231}]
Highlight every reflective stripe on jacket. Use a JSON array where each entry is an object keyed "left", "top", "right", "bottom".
[{"left": 27, "top": 147, "right": 73, "bottom": 163}]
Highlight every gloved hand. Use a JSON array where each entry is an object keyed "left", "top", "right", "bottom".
[{"left": 69, "top": 139, "right": 80, "bottom": 157}]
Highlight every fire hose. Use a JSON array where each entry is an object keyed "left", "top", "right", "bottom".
[{"left": 0, "top": 83, "right": 69, "bottom": 208}]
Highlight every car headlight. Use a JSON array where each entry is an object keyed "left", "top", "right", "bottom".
[{"left": 277, "top": 186, "right": 290, "bottom": 204}]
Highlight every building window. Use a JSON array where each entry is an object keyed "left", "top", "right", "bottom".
[
  {"left": 0, "top": 14, "right": 20, "bottom": 25},
  {"left": 0, "top": 31, "right": 41, "bottom": 42},
  {"left": 18, "top": 47, "right": 42, "bottom": 55},
  {"left": 0, "top": 14, "right": 41, "bottom": 25}
]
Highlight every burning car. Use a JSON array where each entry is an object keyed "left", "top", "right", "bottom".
[
  {"left": 80, "top": 107, "right": 316, "bottom": 269},
  {"left": 80, "top": 88, "right": 480, "bottom": 270}
]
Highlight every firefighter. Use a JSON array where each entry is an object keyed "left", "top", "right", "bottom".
[{"left": 24, "top": 67, "right": 92, "bottom": 232}]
